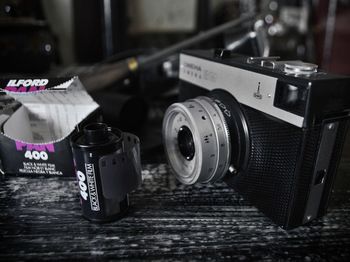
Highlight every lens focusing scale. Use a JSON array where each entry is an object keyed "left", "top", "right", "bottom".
[{"left": 162, "top": 96, "right": 230, "bottom": 184}]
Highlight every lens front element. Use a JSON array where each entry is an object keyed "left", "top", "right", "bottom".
[{"left": 177, "top": 126, "right": 195, "bottom": 161}]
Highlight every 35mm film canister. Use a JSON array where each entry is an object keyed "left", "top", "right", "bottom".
[{"left": 70, "top": 123, "right": 142, "bottom": 222}]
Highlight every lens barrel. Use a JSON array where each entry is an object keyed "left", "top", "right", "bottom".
[
  {"left": 163, "top": 90, "right": 250, "bottom": 185},
  {"left": 162, "top": 96, "right": 231, "bottom": 184}
]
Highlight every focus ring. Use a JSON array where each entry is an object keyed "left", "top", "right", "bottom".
[{"left": 195, "top": 97, "right": 231, "bottom": 182}]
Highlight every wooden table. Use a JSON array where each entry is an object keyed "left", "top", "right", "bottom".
[{"left": 1, "top": 158, "right": 349, "bottom": 261}]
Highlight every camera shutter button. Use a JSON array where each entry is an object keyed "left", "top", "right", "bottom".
[{"left": 283, "top": 61, "right": 318, "bottom": 75}]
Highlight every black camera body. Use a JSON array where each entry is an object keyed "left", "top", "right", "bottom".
[{"left": 163, "top": 49, "right": 350, "bottom": 229}]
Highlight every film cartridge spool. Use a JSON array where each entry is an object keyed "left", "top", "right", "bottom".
[{"left": 71, "top": 123, "right": 142, "bottom": 222}]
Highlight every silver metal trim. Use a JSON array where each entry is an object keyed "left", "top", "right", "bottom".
[{"left": 180, "top": 54, "right": 305, "bottom": 127}]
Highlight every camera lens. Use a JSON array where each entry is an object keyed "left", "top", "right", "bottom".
[
  {"left": 162, "top": 96, "right": 231, "bottom": 184},
  {"left": 177, "top": 126, "right": 195, "bottom": 161}
]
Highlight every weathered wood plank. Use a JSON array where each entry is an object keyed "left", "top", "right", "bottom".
[{"left": 0, "top": 160, "right": 349, "bottom": 261}]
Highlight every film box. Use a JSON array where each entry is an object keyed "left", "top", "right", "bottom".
[{"left": 0, "top": 77, "right": 100, "bottom": 176}]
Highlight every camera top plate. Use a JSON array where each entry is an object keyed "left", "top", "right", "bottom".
[
  {"left": 186, "top": 49, "right": 349, "bottom": 82},
  {"left": 179, "top": 49, "right": 350, "bottom": 127}
]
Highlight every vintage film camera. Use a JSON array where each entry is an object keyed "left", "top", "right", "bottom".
[{"left": 162, "top": 49, "right": 350, "bottom": 229}]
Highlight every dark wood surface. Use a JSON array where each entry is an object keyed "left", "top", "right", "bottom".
[{"left": 0, "top": 157, "right": 350, "bottom": 261}]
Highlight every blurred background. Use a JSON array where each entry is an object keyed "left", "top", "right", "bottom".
[{"left": 0, "top": 0, "right": 349, "bottom": 160}]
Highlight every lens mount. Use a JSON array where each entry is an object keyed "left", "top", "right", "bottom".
[{"left": 162, "top": 96, "right": 231, "bottom": 184}]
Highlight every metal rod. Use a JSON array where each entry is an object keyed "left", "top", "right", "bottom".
[
  {"left": 137, "top": 14, "right": 255, "bottom": 69},
  {"left": 323, "top": 0, "right": 338, "bottom": 70},
  {"left": 103, "top": 0, "right": 113, "bottom": 57},
  {"left": 81, "top": 14, "right": 256, "bottom": 92}
]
